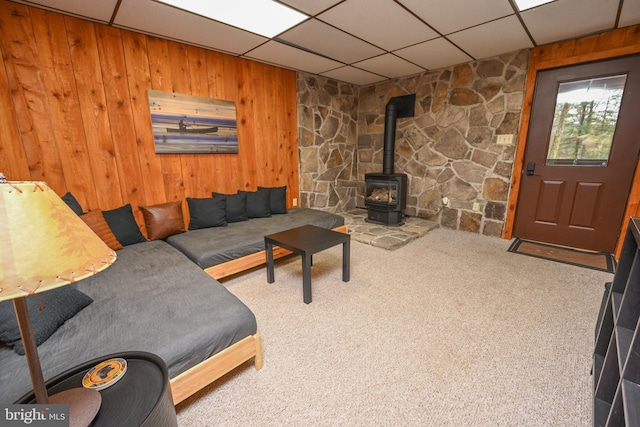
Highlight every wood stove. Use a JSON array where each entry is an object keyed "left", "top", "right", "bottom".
[
  {"left": 365, "top": 173, "right": 407, "bottom": 226},
  {"left": 364, "top": 94, "right": 415, "bottom": 226}
]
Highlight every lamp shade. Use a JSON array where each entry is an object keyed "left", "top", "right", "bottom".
[{"left": 0, "top": 181, "right": 116, "bottom": 302}]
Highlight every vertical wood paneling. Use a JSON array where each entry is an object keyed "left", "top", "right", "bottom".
[
  {"left": 0, "top": 35, "right": 29, "bottom": 180},
  {"left": 277, "top": 66, "right": 291, "bottom": 189},
  {"left": 0, "top": 4, "right": 65, "bottom": 191},
  {"left": 146, "top": 36, "right": 185, "bottom": 204},
  {"left": 168, "top": 42, "right": 191, "bottom": 94},
  {"left": 237, "top": 60, "right": 258, "bottom": 190},
  {"left": 504, "top": 24, "right": 640, "bottom": 259},
  {"left": 65, "top": 16, "right": 122, "bottom": 209},
  {"left": 0, "top": 0, "right": 299, "bottom": 217},
  {"left": 271, "top": 68, "right": 284, "bottom": 189},
  {"left": 207, "top": 52, "right": 241, "bottom": 193},
  {"left": 187, "top": 45, "right": 216, "bottom": 197},
  {"left": 252, "top": 62, "right": 270, "bottom": 188},
  {"left": 278, "top": 66, "right": 300, "bottom": 198},
  {"left": 168, "top": 42, "right": 197, "bottom": 207},
  {"left": 121, "top": 31, "right": 166, "bottom": 206},
  {"left": 188, "top": 46, "right": 207, "bottom": 98},
  {"left": 96, "top": 25, "right": 146, "bottom": 208},
  {"left": 30, "top": 8, "right": 98, "bottom": 209}
]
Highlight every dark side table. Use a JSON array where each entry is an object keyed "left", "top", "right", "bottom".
[
  {"left": 16, "top": 352, "right": 177, "bottom": 427},
  {"left": 265, "top": 224, "right": 350, "bottom": 304}
]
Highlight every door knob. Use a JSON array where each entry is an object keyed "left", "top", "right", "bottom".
[{"left": 526, "top": 162, "right": 536, "bottom": 176}]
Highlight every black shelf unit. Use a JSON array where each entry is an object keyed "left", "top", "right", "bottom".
[{"left": 593, "top": 218, "right": 640, "bottom": 426}]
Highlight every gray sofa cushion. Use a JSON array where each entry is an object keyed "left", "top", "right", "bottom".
[
  {"left": 212, "top": 192, "right": 248, "bottom": 223},
  {"left": 187, "top": 196, "right": 227, "bottom": 230},
  {"left": 166, "top": 208, "right": 345, "bottom": 269},
  {"left": 239, "top": 189, "right": 271, "bottom": 218},
  {"left": 0, "top": 240, "right": 256, "bottom": 404},
  {"left": 0, "top": 286, "right": 93, "bottom": 355},
  {"left": 102, "top": 204, "right": 147, "bottom": 246},
  {"left": 62, "top": 192, "right": 84, "bottom": 216},
  {"left": 258, "top": 186, "right": 287, "bottom": 214}
]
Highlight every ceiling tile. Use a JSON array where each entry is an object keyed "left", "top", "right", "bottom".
[
  {"left": 318, "top": 0, "right": 439, "bottom": 51},
  {"left": 321, "top": 66, "right": 387, "bottom": 86},
  {"left": 619, "top": 0, "right": 640, "bottom": 27},
  {"left": 448, "top": 15, "right": 533, "bottom": 59},
  {"left": 394, "top": 37, "right": 473, "bottom": 70},
  {"left": 521, "top": 0, "right": 619, "bottom": 45},
  {"left": 278, "top": 19, "right": 384, "bottom": 64},
  {"left": 11, "top": 0, "right": 640, "bottom": 86},
  {"left": 114, "top": 0, "right": 267, "bottom": 55},
  {"left": 243, "top": 41, "right": 343, "bottom": 74},
  {"left": 278, "top": 0, "right": 342, "bottom": 16},
  {"left": 398, "top": 0, "right": 514, "bottom": 35},
  {"left": 11, "top": 0, "right": 118, "bottom": 22},
  {"left": 353, "top": 54, "right": 425, "bottom": 79}
]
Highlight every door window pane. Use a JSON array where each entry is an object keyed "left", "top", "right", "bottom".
[{"left": 546, "top": 75, "right": 626, "bottom": 166}]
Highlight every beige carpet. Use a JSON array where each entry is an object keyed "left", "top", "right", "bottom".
[{"left": 176, "top": 228, "right": 613, "bottom": 426}]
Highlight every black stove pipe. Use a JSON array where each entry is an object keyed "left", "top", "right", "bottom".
[
  {"left": 382, "top": 102, "right": 398, "bottom": 175},
  {"left": 382, "top": 94, "right": 417, "bottom": 175}
]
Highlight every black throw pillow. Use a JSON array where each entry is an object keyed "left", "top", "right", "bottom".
[
  {"left": 239, "top": 189, "right": 271, "bottom": 218},
  {"left": 187, "top": 197, "right": 227, "bottom": 230},
  {"left": 102, "top": 204, "right": 147, "bottom": 246},
  {"left": 258, "top": 186, "right": 287, "bottom": 214},
  {"left": 0, "top": 286, "right": 93, "bottom": 355},
  {"left": 62, "top": 192, "right": 84, "bottom": 216},
  {"left": 212, "top": 192, "right": 249, "bottom": 223}
]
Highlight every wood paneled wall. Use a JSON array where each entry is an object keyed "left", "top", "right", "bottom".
[
  {"left": 0, "top": 1, "right": 299, "bottom": 223},
  {"left": 503, "top": 25, "right": 640, "bottom": 257}
]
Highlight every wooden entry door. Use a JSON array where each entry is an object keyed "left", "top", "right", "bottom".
[{"left": 513, "top": 55, "right": 640, "bottom": 253}]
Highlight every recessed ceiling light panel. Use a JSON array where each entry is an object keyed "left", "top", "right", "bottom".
[
  {"left": 155, "top": 0, "right": 308, "bottom": 38},
  {"left": 514, "top": 0, "right": 555, "bottom": 11}
]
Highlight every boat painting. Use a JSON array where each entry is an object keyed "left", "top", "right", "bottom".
[
  {"left": 147, "top": 90, "right": 238, "bottom": 154},
  {"left": 167, "top": 121, "right": 218, "bottom": 134}
]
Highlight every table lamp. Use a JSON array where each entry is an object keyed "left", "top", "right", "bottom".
[{"left": 0, "top": 174, "right": 117, "bottom": 426}]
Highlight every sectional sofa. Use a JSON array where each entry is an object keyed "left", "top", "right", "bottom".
[{"left": 0, "top": 187, "right": 346, "bottom": 404}]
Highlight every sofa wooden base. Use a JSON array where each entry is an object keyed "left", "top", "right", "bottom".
[
  {"left": 205, "top": 225, "right": 349, "bottom": 280},
  {"left": 170, "top": 333, "right": 262, "bottom": 405}
]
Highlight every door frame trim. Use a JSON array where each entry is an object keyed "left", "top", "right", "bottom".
[{"left": 503, "top": 25, "right": 640, "bottom": 258}]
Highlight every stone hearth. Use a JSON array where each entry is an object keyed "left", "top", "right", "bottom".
[{"left": 341, "top": 209, "right": 438, "bottom": 250}]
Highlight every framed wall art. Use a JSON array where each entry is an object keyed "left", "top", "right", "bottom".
[{"left": 147, "top": 90, "right": 238, "bottom": 154}]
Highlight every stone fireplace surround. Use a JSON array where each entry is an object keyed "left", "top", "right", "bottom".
[{"left": 297, "top": 49, "right": 529, "bottom": 238}]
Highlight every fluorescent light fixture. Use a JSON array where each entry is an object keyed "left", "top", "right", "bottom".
[
  {"left": 514, "top": 0, "right": 555, "bottom": 11},
  {"left": 155, "top": 0, "right": 308, "bottom": 38}
]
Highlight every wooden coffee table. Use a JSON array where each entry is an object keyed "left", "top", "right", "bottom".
[{"left": 265, "top": 224, "right": 350, "bottom": 304}]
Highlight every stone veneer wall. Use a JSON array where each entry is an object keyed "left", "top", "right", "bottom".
[
  {"left": 296, "top": 49, "right": 529, "bottom": 237},
  {"left": 357, "top": 49, "right": 529, "bottom": 236},
  {"left": 297, "top": 74, "right": 359, "bottom": 212}
]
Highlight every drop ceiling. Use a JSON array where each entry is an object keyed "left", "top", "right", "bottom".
[{"left": 10, "top": 0, "right": 640, "bottom": 86}]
